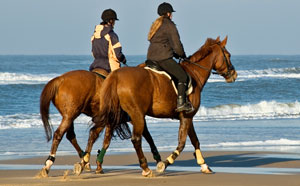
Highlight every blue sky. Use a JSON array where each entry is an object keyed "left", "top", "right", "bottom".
[{"left": 0, "top": 0, "right": 299, "bottom": 55}]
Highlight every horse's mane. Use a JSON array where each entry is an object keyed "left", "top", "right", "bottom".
[{"left": 189, "top": 38, "right": 220, "bottom": 62}]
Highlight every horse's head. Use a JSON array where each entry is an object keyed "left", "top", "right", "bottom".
[
  {"left": 212, "top": 36, "right": 237, "bottom": 83},
  {"left": 188, "top": 36, "right": 237, "bottom": 83}
]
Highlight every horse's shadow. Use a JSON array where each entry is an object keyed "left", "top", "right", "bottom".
[{"left": 143, "top": 152, "right": 300, "bottom": 168}]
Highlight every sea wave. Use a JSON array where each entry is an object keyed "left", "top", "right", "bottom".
[
  {"left": 0, "top": 72, "right": 57, "bottom": 85},
  {"left": 1, "top": 67, "right": 299, "bottom": 85},
  {"left": 0, "top": 113, "right": 92, "bottom": 130},
  {"left": 194, "top": 100, "right": 300, "bottom": 121},
  {"left": 0, "top": 101, "right": 299, "bottom": 129},
  {"left": 205, "top": 138, "right": 300, "bottom": 148},
  {"left": 208, "top": 67, "right": 300, "bottom": 82}
]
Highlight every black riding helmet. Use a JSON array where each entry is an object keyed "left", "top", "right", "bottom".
[
  {"left": 101, "top": 9, "right": 119, "bottom": 22},
  {"left": 157, "top": 2, "right": 175, "bottom": 16}
]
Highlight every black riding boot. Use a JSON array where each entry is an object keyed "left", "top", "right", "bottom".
[{"left": 175, "top": 82, "right": 194, "bottom": 113}]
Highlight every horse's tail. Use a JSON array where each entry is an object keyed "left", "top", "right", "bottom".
[
  {"left": 94, "top": 73, "right": 131, "bottom": 140},
  {"left": 40, "top": 76, "right": 62, "bottom": 142}
]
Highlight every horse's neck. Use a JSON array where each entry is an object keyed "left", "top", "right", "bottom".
[{"left": 184, "top": 54, "right": 215, "bottom": 89}]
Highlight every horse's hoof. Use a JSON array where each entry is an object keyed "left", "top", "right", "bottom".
[
  {"left": 201, "top": 164, "right": 214, "bottom": 174},
  {"left": 84, "top": 163, "right": 91, "bottom": 172},
  {"left": 73, "top": 162, "right": 83, "bottom": 176},
  {"left": 37, "top": 168, "right": 48, "bottom": 178},
  {"left": 156, "top": 161, "right": 166, "bottom": 173},
  {"left": 142, "top": 169, "right": 154, "bottom": 177}
]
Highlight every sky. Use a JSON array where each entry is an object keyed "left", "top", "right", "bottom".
[{"left": 0, "top": 0, "right": 299, "bottom": 55}]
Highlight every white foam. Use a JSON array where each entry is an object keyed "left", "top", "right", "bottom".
[
  {"left": 205, "top": 138, "right": 300, "bottom": 148},
  {"left": 1, "top": 67, "right": 299, "bottom": 85},
  {"left": 208, "top": 67, "right": 300, "bottom": 82},
  {"left": 0, "top": 72, "right": 58, "bottom": 85},
  {"left": 0, "top": 113, "right": 91, "bottom": 129},
  {"left": 194, "top": 100, "right": 300, "bottom": 121}
]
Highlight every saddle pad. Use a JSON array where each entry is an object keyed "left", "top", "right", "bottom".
[
  {"left": 92, "top": 68, "right": 109, "bottom": 79},
  {"left": 144, "top": 67, "right": 193, "bottom": 95}
]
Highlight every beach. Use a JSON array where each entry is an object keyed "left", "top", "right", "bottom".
[{"left": 1, "top": 151, "right": 300, "bottom": 186}]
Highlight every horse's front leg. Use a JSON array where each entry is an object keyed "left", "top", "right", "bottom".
[
  {"left": 188, "top": 122, "right": 213, "bottom": 174},
  {"left": 131, "top": 117, "right": 153, "bottom": 177},
  {"left": 143, "top": 122, "right": 161, "bottom": 163},
  {"left": 73, "top": 124, "right": 105, "bottom": 176},
  {"left": 156, "top": 115, "right": 191, "bottom": 173}
]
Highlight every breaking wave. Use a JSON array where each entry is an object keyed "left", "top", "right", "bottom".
[
  {"left": 1, "top": 67, "right": 299, "bottom": 85},
  {"left": 1, "top": 101, "right": 299, "bottom": 129}
]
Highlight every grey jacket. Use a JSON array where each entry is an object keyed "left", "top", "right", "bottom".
[{"left": 147, "top": 17, "right": 185, "bottom": 61}]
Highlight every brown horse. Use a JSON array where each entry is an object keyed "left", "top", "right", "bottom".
[
  {"left": 87, "top": 36, "right": 237, "bottom": 177},
  {"left": 38, "top": 69, "right": 161, "bottom": 177}
]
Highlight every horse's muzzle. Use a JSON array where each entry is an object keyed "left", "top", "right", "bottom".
[{"left": 225, "top": 70, "right": 238, "bottom": 83}]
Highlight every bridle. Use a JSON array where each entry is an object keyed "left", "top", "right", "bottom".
[{"left": 212, "top": 46, "right": 235, "bottom": 79}]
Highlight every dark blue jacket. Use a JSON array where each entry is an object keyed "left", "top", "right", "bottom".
[{"left": 89, "top": 24, "right": 126, "bottom": 72}]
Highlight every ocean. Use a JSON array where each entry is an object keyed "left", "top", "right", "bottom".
[{"left": 0, "top": 55, "right": 300, "bottom": 160}]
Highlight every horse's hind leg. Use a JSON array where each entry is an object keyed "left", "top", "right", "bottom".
[
  {"left": 39, "top": 117, "right": 72, "bottom": 177},
  {"left": 66, "top": 122, "right": 84, "bottom": 157},
  {"left": 156, "top": 115, "right": 191, "bottom": 173},
  {"left": 143, "top": 122, "right": 161, "bottom": 163},
  {"left": 74, "top": 124, "right": 105, "bottom": 176},
  {"left": 66, "top": 122, "right": 91, "bottom": 171},
  {"left": 188, "top": 122, "right": 213, "bottom": 174},
  {"left": 95, "top": 125, "right": 113, "bottom": 174}
]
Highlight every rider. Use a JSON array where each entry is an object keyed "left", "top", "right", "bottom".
[
  {"left": 147, "top": 2, "right": 193, "bottom": 113},
  {"left": 89, "top": 9, "right": 126, "bottom": 73}
]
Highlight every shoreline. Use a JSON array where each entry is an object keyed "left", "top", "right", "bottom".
[{"left": 0, "top": 151, "right": 300, "bottom": 186}]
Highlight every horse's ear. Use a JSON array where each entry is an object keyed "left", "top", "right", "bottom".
[
  {"left": 216, "top": 36, "right": 220, "bottom": 42},
  {"left": 221, "top": 35, "right": 228, "bottom": 47}
]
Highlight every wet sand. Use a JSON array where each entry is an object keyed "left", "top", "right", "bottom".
[{"left": 0, "top": 151, "right": 300, "bottom": 186}]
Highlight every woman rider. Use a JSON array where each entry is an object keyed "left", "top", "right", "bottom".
[{"left": 147, "top": 2, "right": 193, "bottom": 113}]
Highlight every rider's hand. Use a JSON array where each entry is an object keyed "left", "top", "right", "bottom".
[{"left": 173, "top": 52, "right": 180, "bottom": 59}]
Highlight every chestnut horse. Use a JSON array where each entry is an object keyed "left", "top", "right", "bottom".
[
  {"left": 86, "top": 36, "right": 237, "bottom": 177},
  {"left": 38, "top": 69, "right": 161, "bottom": 177}
]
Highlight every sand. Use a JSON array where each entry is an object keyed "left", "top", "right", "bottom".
[{"left": 0, "top": 151, "right": 300, "bottom": 186}]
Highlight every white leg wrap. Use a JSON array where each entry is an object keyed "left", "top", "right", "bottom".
[
  {"left": 45, "top": 160, "right": 53, "bottom": 170},
  {"left": 201, "top": 163, "right": 209, "bottom": 172},
  {"left": 195, "top": 149, "right": 205, "bottom": 165},
  {"left": 83, "top": 153, "right": 90, "bottom": 163},
  {"left": 166, "top": 150, "right": 180, "bottom": 164}
]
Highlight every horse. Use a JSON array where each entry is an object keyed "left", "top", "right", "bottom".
[
  {"left": 85, "top": 36, "right": 237, "bottom": 177},
  {"left": 38, "top": 69, "right": 161, "bottom": 177}
]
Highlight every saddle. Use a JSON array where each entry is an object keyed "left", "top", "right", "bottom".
[
  {"left": 144, "top": 60, "right": 193, "bottom": 95},
  {"left": 92, "top": 68, "right": 109, "bottom": 79}
]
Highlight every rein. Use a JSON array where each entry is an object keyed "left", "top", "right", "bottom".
[
  {"left": 180, "top": 44, "right": 235, "bottom": 78},
  {"left": 181, "top": 58, "right": 211, "bottom": 73}
]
